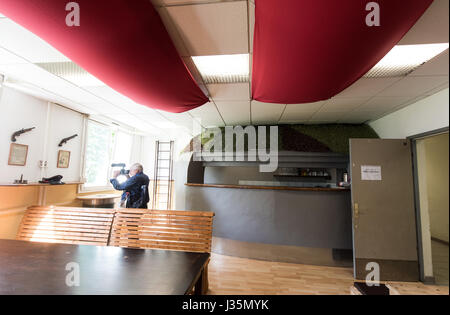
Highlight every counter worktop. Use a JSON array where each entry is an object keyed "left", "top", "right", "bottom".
[
  {"left": 185, "top": 183, "right": 350, "bottom": 192},
  {"left": 0, "top": 181, "right": 84, "bottom": 187}
]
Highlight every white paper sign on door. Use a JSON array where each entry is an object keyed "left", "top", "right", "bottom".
[{"left": 361, "top": 165, "right": 382, "bottom": 181}]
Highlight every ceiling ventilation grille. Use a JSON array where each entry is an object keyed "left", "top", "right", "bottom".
[
  {"left": 364, "top": 44, "right": 449, "bottom": 78},
  {"left": 200, "top": 73, "right": 249, "bottom": 84},
  {"left": 35, "top": 62, "right": 105, "bottom": 86},
  {"left": 364, "top": 64, "right": 422, "bottom": 78}
]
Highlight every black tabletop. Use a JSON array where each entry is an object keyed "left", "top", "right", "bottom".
[{"left": 0, "top": 239, "right": 209, "bottom": 295}]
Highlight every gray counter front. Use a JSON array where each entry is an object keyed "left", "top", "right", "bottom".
[{"left": 185, "top": 184, "right": 352, "bottom": 250}]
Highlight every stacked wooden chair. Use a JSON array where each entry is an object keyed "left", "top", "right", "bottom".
[
  {"left": 109, "top": 208, "right": 215, "bottom": 293},
  {"left": 17, "top": 206, "right": 215, "bottom": 294},
  {"left": 16, "top": 206, "right": 115, "bottom": 246}
]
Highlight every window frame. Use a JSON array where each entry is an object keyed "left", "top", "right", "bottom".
[{"left": 80, "top": 118, "right": 135, "bottom": 193}]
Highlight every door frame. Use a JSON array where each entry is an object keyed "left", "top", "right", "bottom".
[{"left": 409, "top": 127, "right": 449, "bottom": 283}]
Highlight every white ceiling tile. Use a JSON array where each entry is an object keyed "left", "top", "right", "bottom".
[
  {"left": 376, "top": 96, "right": 424, "bottom": 118},
  {"left": 285, "top": 101, "right": 325, "bottom": 112},
  {"left": 166, "top": 2, "right": 249, "bottom": 56},
  {"left": 279, "top": 120, "right": 309, "bottom": 125},
  {"left": 248, "top": 52, "right": 253, "bottom": 87},
  {"left": 278, "top": 101, "right": 325, "bottom": 122},
  {"left": 423, "top": 81, "right": 449, "bottom": 96},
  {"left": 357, "top": 97, "right": 413, "bottom": 112},
  {"left": 310, "top": 111, "right": 346, "bottom": 122},
  {"left": 83, "top": 86, "right": 162, "bottom": 115},
  {"left": 279, "top": 113, "right": 313, "bottom": 123},
  {"left": 377, "top": 75, "right": 449, "bottom": 97},
  {"left": 188, "top": 102, "right": 224, "bottom": 127},
  {"left": 339, "top": 118, "right": 368, "bottom": 124},
  {"left": 135, "top": 111, "right": 169, "bottom": 123},
  {"left": 3, "top": 81, "right": 97, "bottom": 115},
  {"left": 0, "top": 47, "right": 27, "bottom": 64},
  {"left": 398, "top": 0, "right": 449, "bottom": 45},
  {"left": 0, "top": 63, "right": 66, "bottom": 87},
  {"left": 409, "top": 50, "right": 449, "bottom": 76},
  {"left": 157, "top": 110, "right": 198, "bottom": 134},
  {"left": 107, "top": 113, "right": 159, "bottom": 133},
  {"left": 336, "top": 78, "right": 401, "bottom": 98},
  {"left": 215, "top": 100, "right": 250, "bottom": 126},
  {"left": 82, "top": 101, "right": 126, "bottom": 115},
  {"left": 320, "top": 97, "right": 369, "bottom": 112},
  {"left": 340, "top": 110, "right": 385, "bottom": 123},
  {"left": 304, "top": 120, "right": 337, "bottom": 125},
  {"left": 249, "top": 1, "right": 255, "bottom": 54},
  {"left": 139, "top": 113, "right": 176, "bottom": 128},
  {"left": 157, "top": 7, "right": 190, "bottom": 57},
  {"left": 208, "top": 83, "right": 250, "bottom": 101},
  {"left": 0, "top": 19, "right": 70, "bottom": 63},
  {"left": 182, "top": 57, "right": 206, "bottom": 86},
  {"left": 0, "top": 63, "right": 104, "bottom": 104},
  {"left": 251, "top": 101, "right": 285, "bottom": 124}
]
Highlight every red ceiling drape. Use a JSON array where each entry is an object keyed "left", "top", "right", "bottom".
[
  {"left": 252, "top": 0, "right": 434, "bottom": 104},
  {"left": 0, "top": 0, "right": 208, "bottom": 113}
]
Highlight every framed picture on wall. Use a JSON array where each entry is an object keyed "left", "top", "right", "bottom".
[
  {"left": 57, "top": 150, "right": 71, "bottom": 168},
  {"left": 8, "top": 143, "right": 29, "bottom": 166}
]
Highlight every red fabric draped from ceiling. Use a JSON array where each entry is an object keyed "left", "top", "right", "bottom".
[
  {"left": 0, "top": 0, "right": 208, "bottom": 113},
  {"left": 252, "top": 0, "right": 433, "bottom": 104}
]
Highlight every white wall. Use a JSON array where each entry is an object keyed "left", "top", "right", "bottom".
[
  {"left": 0, "top": 87, "right": 48, "bottom": 183},
  {"left": 141, "top": 132, "right": 193, "bottom": 210},
  {"left": 370, "top": 88, "right": 449, "bottom": 138},
  {"left": 45, "top": 101, "right": 84, "bottom": 181},
  {"left": 141, "top": 135, "right": 157, "bottom": 179},
  {"left": 173, "top": 134, "right": 194, "bottom": 211},
  {"left": 0, "top": 86, "right": 84, "bottom": 183}
]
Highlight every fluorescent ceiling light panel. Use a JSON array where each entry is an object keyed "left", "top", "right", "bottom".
[
  {"left": 192, "top": 54, "right": 249, "bottom": 84},
  {"left": 365, "top": 43, "right": 449, "bottom": 77}
]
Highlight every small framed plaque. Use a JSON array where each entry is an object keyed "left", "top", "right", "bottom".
[
  {"left": 8, "top": 143, "right": 28, "bottom": 166},
  {"left": 57, "top": 150, "right": 71, "bottom": 168}
]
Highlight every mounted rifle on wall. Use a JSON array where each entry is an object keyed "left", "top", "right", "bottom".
[
  {"left": 11, "top": 127, "right": 35, "bottom": 142},
  {"left": 58, "top": 134, "right": 78, "bottom": 147}
]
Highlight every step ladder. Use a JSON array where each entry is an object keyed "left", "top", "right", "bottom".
[{"left": 152, "top": 141, "right": 174, "bottom": 210}]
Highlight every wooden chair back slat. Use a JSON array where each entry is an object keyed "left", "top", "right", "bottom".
[
  {"left": 109, "top": 209, "right": 215, "bottom": 253},
  {"left": 17, "top": 206, "right": 115, "bottom": 246}
]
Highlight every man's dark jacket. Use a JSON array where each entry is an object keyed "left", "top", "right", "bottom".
[{"left": 110, "top": 172, "right": 150, "bottom": 208}]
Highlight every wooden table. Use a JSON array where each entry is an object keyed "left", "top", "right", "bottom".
[
  {"left": 0, "top": 239, "right": 210, "bottom": 295},
  {"left": 76, "top": 193, "right": 121, "bottom": 208}
]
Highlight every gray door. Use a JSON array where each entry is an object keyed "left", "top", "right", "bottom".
[{"left": 350, "top": 139, "right": 419, "bottom": 281}]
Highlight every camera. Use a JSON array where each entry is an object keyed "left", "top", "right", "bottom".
[{"left": 111, "top": 163, "right": 130, "bottom": 175}]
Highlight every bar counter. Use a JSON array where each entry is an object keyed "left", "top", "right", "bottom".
[
  {"left": 185, "top": 182, "right": 353, "bottom": 265},
  {"left": 185, "top": 183, "right": 350, "bottom": 192}
]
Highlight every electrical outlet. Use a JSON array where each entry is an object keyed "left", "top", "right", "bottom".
[{"left": 39, "top": 160, "right": 48, "bottom": 168}]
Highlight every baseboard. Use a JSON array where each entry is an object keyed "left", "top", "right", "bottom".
[
  {"left": 423, "top": 276, "right": 436, "bottom": 285},
  {"left": 212, "top": 236, "right": 353, "bottom": 267}
]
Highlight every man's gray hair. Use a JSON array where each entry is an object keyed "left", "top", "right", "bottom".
[{"left": 130, "top": 163, "right": 143, "bottom": 173}]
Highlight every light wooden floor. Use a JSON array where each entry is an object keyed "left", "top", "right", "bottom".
[
  {"left": 432, "top": 240, "right": 449, "bottom": 285},
  {"left": 208, "top": 253, "right": 449, "bottom": 295}
]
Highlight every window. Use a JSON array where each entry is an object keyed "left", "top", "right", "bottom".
[
  {"left": 83, "top": 120, "right": 134, "bottom": 190},
  {"left": 111, "top": 131, "right": 133, "bottom": 167}
]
